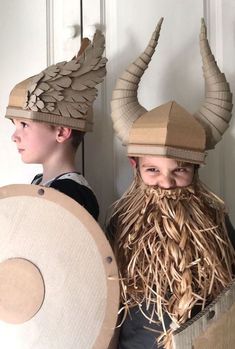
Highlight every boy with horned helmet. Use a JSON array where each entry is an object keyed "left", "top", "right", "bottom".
[
  {"left": 5, "top": 31, "right": 107, "bottom": 220},
  {"left": 109, "top": 18, "right": 235, "bottom": 348}
]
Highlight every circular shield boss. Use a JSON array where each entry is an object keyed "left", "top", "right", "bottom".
[{"left": 0, "top": 184, "right": 119, "bottom": 349}]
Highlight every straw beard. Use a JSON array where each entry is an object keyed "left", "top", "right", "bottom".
[{"left": 112, "top": 173, "right": 235, "bottom": 348}]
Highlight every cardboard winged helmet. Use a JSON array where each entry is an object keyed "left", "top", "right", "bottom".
[
  {"left": 6, "top": 31, "right": 107, "bottom": 132},
  {"left": 111, "top": 18, "right": 233, "bottom": 164}
]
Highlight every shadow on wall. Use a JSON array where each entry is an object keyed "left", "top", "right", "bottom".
[
  {"left": 224, "top": 73, "right": 235, "bottom": 225},
  {"left": 109, "top": 30, "right": 144, "bottom": 198}
]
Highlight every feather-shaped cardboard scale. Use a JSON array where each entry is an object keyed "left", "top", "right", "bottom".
[{"left": 5, "top": 30, "right": 107, "bottom": 132}]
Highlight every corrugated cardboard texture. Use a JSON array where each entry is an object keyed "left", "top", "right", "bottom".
[
  {"left": 173, "top": 281, "right": 235, "bottom": 349},
  {"left": 0, "top": 184, "right": 119, "bottom": 349}
]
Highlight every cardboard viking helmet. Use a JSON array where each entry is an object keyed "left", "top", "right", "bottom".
[
  {"left": 0, "top": 184, "right": 119, "bottom": 349},
  {"left": 6, "top": 31, "right": 107, "bottom": 132},
  {"left": 111, "top": 18, "right": 233, "bottom": 164}
]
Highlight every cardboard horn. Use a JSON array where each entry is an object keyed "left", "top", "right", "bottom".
[
  {"left": 111, "top": 18, "right": 163, "bottom": 145},
  {"left": 0, "top": 184, "right": 119, "bottom": 349},
  {"left": 194, "top": 19, "right": 233, "bottom": 149}
]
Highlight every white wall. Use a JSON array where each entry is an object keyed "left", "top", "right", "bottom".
[
  {"left": 220, "top": 0, "right": 235, "bottom": 224},
  {"left": 0, "top": 0, "right": 47, "bottom": 184},
  {"left": 199, "top": 0, "right": 235, "bottom": 224},
  {"left": 0, "top": 0, "right": 235, "bottom": 225}
]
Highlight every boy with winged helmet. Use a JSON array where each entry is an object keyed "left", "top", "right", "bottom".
[{"left": 6, "top": 31, "right": 107, "bottom": 220}]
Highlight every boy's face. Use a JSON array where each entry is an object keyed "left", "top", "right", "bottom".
[
  {"left": 11, "top": 119, "right": 58, "bottom": 164},
  {"left": 138, "top": 156, "right": 194, "bottom": 188}
]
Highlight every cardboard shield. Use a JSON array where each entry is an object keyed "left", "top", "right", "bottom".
[
  {"left": 0, "top": 184, "right": 119, "bottom": 349},
  {"left": 173, "top": 280, "right": 235, "bottom": 349}
]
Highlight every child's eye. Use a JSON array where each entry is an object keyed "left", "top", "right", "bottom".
[
  {"left": 20, "top": 122, "right": 28, "bottom": 128},
  {"left": 174, "top": 167, "right": 186, "bottom": 173},
  {"left": 146, "top": 168, "right": 159, "bottom": 173}
]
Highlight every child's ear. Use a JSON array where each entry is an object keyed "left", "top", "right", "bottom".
[
  {"left": 56, "top": 127, "right": 72, "bottom": 143},
  {"left": 128, "top": 157, "right": 137, "bottom": 168}
]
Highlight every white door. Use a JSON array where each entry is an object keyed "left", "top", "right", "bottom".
[{"left": 0, "top": 0, "right": 235, "bottom": 225}]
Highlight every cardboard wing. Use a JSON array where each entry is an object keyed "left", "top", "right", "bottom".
[
  {"left": 0, "top": 184, "right": 119, "bottom": 349},
  {"left": 173, "top": 280, "right": 235, "bottom": 349}
]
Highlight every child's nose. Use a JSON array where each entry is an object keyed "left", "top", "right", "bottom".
[
  {"left": 159, "top": 175, "right": 176, "bottom": 189},
  {"left": 11, "top": 130, "right": 19, "bottom": 143}
]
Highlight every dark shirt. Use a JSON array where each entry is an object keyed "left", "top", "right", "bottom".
[{"left": 32, "top": 172, "right": 99, "bottom": 220}]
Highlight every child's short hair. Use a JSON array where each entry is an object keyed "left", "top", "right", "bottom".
[
  {"left": 176, "top": 160, "right": 199, "bottom": 169},
  {"left": 47, "top": 123, "right": 84, "bottom": 150},
  {"left": 70, "top": 129, "right": 84, "bottom": 150}
]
